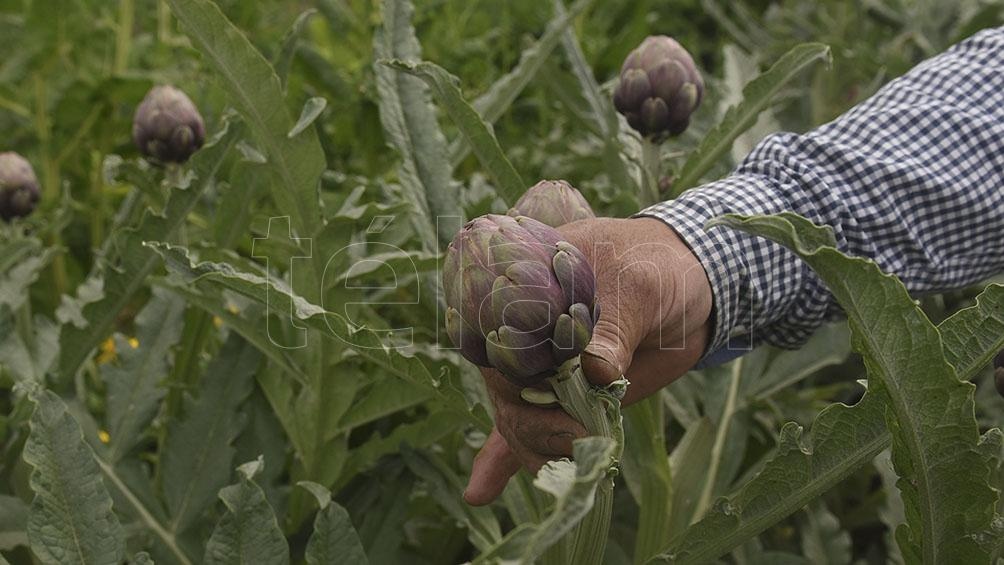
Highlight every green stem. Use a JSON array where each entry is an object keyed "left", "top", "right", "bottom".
[
  {"left": 33, "top": 75, "right": 68, "bottom": 304},
  {"left": 625, "top": 396, "right": 673, "bottom": 564},
  {"left": 693, "top": 357, "right": 743, "bottom": 521},
  {"left": 548, "top": 358, "right": 623, "bottom": 565},
  {"left": 157, "top": 0, "right": 172, "bottom": 43},
  {"left": 97, "top": 459, "right": 194, "bottom": 565},
  {"left": 114, "top": 0, "right": 134, "bottom": 74},
  {"left": 640, "top": 139, "right": 662, "bottom": 206}
]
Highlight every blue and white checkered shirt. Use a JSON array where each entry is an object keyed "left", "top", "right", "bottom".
[{"left": 638, "top": 26, "right": 1004, "bottom": 364}]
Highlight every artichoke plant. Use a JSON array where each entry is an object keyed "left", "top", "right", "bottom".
[
  {"left": 508, "top": 180, "right": 595, "bottom": 228},
  {"left": 0, "top": 152, "right": 41, "bottom": 222},
  {"left": 613, "top": 35, "right": 704, "bottom": 141},
  {"left": 443, "top": 214, "right": 599, "bottom": 386},
  {"left": 133, "top": 85, "right": 206, "bottom": 164}
]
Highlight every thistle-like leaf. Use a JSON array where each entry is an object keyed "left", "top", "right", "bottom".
[
  {"left": 203, "top": 458, "right": 288, "bottom": 565},
  {"left": 22, "top": 387, "right": 124, "bottom": 565},
  {"left": 708, "top": 212, "right": 999, "bottom": 563}
]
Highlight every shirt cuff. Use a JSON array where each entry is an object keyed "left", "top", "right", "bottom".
[{"left": 634, "top": 173, "right": 812, "bottom": 362}]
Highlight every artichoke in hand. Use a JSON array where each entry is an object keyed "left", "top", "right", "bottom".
[
  {"left": 614, "top": 35, "right": 704, "bottom": 142},
  {"left": 0, "top": 152, "right": 40, "bottom": 222},
  {"left": 443, "top": 214, "right": 599, "bottom": 387},
  {"left": 508, "top": 180, "right": 595, "bottom": 228},
  {"left": 133, "top": 85, "right": 206, "bottom": 164}
]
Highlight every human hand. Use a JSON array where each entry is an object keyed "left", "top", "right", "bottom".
[{"left": 463, "top": 216, "right": 713, "bottom": 505}]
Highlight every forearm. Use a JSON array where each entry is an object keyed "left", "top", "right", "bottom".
[{"left": 639, "top": 26, "right": 1004, "bottom": 358}]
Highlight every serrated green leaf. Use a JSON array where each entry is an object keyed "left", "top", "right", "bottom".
[
  {"left": 204, "top": 457, "right": 288, "bottom": 565},
  {"left": 382, "top": 58, "right": 524, "bottom": 206},
  {"left": 654, "top": 284, "right": 1004, "bottom": 563},
  {"left": 940, "top": 284, "right": 1004, "bottom": 380},
  {"left": 711, "top": 212, "right": 998, "bottom": 564},
  {"left": 474, "top": 437, "right": 616, "bottom": 563},
  {"left": 167, "top": 0, "right": 324, "bottom": 241},
  {"left": 23, "top": 388, "right": 124, "bottom": 565},
  {"left": 57, "top": 121, "right": 239, "bottom": 381},
  {"left": 656, "top": 408, "right": 887, "bottom": 564},
  {"left": 162, "top": 335, "right": 261, "bottom": 535},
  {"left": 104, "top": 288, "right": 185, "bottom": 462},
  {"left": 373, "top": 0, "right": 456, "bottom": 250},
  {"left": 672, "top": 44, "right": 831, "bottom": 194},
  {"left": 298, "top": 482, "right": 368, "bottom": 565},
  {"left": 147, "top": 242, "right": 490, "bottom": 432}
]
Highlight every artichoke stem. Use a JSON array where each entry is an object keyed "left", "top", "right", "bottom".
[
  {"left": 547, "top": 356, "right": 624, "bottom": 565},
  {"left": 640, "top": 139, "right": 663, "bottom": 206}
]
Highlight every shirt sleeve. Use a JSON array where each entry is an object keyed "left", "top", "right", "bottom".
[{"left": 636, "top": 26, "right": 1004, "bottom": 361}]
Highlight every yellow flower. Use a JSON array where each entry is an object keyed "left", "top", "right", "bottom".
[
  {"left": 128, "top": 337, "right": 139, "bottom": 349},
  {"left": 226, "top": 303, "right": 240, "bottom": 315},
  {"left": 98, "top": 430, "right": 111, "bottom": 444},
  {"left": 96, "top": 338, "right": 116, "bottom": 364},
  {"left": 213, "top": 316, "right": 223, "bottom": 328}
]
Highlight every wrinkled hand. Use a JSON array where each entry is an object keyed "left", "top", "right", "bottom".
[{"left": 463, "top": 217, "right": 713, "bottom": 505}]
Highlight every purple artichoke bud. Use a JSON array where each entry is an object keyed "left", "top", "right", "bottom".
[
  {"left": 132, "top": 85, "right": 206, "bottom": 164},
  {"left": 443, "top": 214, "right": 599, "bottom": 386},
  {"left": 0, "top": 152, "right": 41, "bottom": 222},
  {"left": 994, "top": 351, "right": 1004, "bottom": 398},
  {"left": 508, "top": 180, "right": 596, "bottom": 228},
  {"left": 613, "top": 35, "right": 703, "bottom": 142}
]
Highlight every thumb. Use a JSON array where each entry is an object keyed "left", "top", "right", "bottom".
[
  {"left": 581, "top": 310, "right": 634, "bottom": 387},
  {"left": 464, "top": 428, "right": 521, "bottom": 506}
]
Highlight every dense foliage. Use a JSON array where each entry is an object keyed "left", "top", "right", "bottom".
[{"left": 1, "top": 0, "right": 1003, "bottom": 564}]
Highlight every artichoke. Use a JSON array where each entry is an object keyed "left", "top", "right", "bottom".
[
  {"left": 508, "top": 180, "right": 595, "bottom": 228},
  {"left": 132, "top": 85, "right": 206, "bottom": 164},
  {"left": 0, "top": 152, "right": 41, "bottom": 222},
  {"left": 613, "top": 35, "right": 704, "bottom": 141},
  {"left": 443, "top": 214, "right": 599, "bottom": 386}
]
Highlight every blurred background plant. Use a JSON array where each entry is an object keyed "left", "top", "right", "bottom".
[{"left": 1, "top": 0, "right": 1002, "bottom": 563}]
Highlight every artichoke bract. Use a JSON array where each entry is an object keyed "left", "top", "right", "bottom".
[
  {"left": 613, "top": 35, "right": 704, "bottom": 141},
  {"left": 508, "top": 180, "right": 595, "bottom": 228},
  {"left": 132, "top": 85, "right": 206, "bottom": 164},
  {"left": 443, "top": 214, "right": 599, "bottom": 386},
  {"left": 0, "top": 152, "right": 41, "bottom": 222}
]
